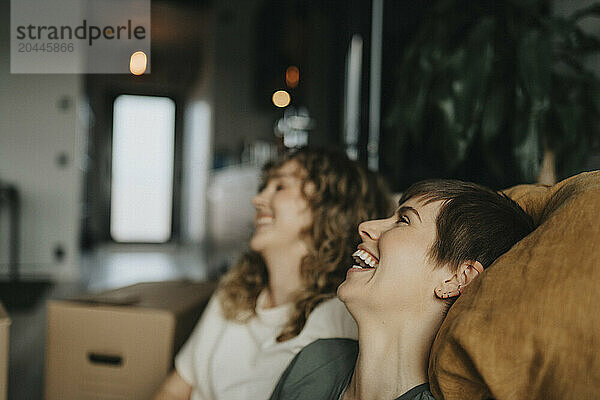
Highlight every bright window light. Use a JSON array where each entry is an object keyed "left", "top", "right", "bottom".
[
  {"left": 110, "top": 95, "right": 175, "bottom": 242},
  {"left": 181, "top": 100, "right": 212, "bottom": 242}
]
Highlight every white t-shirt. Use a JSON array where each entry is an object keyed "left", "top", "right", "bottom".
[{"left": 175, "top": 290, "right": 358, "bottom": 400}]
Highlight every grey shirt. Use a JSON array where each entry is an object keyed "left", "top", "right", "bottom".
[{"left": 269, "top": 338, "right": 436, "bottom": 400}]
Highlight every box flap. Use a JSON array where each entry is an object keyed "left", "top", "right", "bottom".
[
  {"left": 0, "top": 302, "right": 9, "bottom": 326},
  {"left": 66, "top": 280, "right": 216, "bottom": 315}
]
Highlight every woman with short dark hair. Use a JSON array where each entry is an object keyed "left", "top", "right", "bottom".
[{"left": 269, "top": 179, "right": 534, "bottom": 400}]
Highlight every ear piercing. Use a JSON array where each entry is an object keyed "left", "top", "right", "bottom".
[{"left": 437, "top": 285, "right": 462, "bottom": 299}]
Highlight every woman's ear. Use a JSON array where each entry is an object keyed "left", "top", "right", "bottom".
[{"left": 434, "top": 261, "right": 484, "bottom": 299}]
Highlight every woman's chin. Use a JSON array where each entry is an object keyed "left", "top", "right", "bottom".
[
  {"left": 337, "top": 270, "right": 375, "bottom": 307},
  {"left": 249, "top": 236, "right": 263, "bottom": 252},
  {"left": 336, "top": 279, "right": 352, "bottom": 303}
]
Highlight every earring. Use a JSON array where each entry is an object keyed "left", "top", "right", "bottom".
[{"left": 457, "top": 284, "right": 462, "bottom": 294}]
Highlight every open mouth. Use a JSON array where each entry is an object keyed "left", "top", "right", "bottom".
[
  {"left": 255, "top": 216, "right": 274, "bottom": 226},
  {"left": 352, "top": 249, "right": 379, "bottom": 269}
]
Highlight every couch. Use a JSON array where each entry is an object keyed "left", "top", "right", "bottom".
[{"left": 429, "top": 170, "right": 600, "bottom": 400}]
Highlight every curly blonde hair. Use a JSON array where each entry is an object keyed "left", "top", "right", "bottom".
[{"left": 218, "top": 147, "right": 393, "bottom": 341}]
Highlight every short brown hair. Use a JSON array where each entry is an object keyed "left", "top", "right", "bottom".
[{"left": 398, "top": 179, "right": 535, "bottom": 272}]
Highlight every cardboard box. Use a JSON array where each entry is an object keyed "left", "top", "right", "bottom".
[
  {"left": 45, "top": 280, "right": 216, "bottom": 400},
  {"left": 0, "top": 302, "right": 9, "bottom": 400}
]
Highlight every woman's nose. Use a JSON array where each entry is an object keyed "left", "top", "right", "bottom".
[
  {"left": 252, "top": 189, "right": 268, "bottom": 208},
  {"left": 358, "top": 219, "right": 384, "bottom": 241}
]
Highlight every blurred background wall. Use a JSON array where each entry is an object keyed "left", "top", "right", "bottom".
[
  {"left": 0, "top": 0, "right": 599, "bottom": 283},
  {"left": 0, "top": 2, "right": 84, "bottom": 279}
]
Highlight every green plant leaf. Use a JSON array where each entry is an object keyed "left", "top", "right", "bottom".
[
  {"left": 590, "top": 77, "right": 600, "bottom": 113},
  {"left": 382, "top": 0, "right": 600, "bottom": 186},
  {"left": 434, "top": 17, "right": 496, "bottom": 168},
  {"left": 569, "top": 3, "right": 600, "bottom": 21},
  {"left": 517, "top": 28, "right": 551, "bottom": 103},
  {"left": 513, "top": 110, "right": 543, "bottom": 181},
  {"left": 481, "top": 85, "right": 506, "bottom": 144}
]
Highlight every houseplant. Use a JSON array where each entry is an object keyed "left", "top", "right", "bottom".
[{"left": 383, "top": 0, "right": 600, "bottom": 188}]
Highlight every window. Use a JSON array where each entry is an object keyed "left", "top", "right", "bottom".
[{"left": 110, "top": 95, "right": 176, "bottom": 243}]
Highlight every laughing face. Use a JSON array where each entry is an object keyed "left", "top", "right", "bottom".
[
  {"left": 338, "top": 197, "right": 450, "bottom": 318},
  {"left": 249, "top": 160, "right": 314, "bottom": 255}
]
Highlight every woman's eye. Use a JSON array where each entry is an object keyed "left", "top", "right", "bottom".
[
  {"left": 396, "top": 215, "right": 409, "bottom": 224},
  {"left": 275, "top": 184, "right": 285, "bottom": 191}
]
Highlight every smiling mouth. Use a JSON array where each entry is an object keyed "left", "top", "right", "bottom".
[
  {"left": 255, "top": 216, "right": 273, "bottom": 226},
  {"left": 352, "top": 249, "right": 379, "bottom": 269}
]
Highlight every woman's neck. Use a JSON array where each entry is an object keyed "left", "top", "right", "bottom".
[
  {"left": 342, "top": 311, "right": 444, "bottom": 400},
  {"left": 261, "top": 245, "right": 306, "bottom": 307}
]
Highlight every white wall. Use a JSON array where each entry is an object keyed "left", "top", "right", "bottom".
[{"left": 0, "top": 0, "right": 84, "bottom": 279}]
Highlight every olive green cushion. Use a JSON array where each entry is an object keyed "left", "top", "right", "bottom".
[{"left": 429, "top": 171, "right": 600, "bottom": 400}]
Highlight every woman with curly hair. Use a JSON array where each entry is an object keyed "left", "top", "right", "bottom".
[{"left": 153, "top": 147, "right": 393, "bottom": 400}]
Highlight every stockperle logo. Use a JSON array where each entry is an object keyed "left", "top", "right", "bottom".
[{"left": 11, "top": 0, "right": 151, "bottom": 74}]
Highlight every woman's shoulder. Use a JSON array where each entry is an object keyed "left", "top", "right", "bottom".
[
  {"left": 295, "top": 338, "right": 358, "bottom": 366},
  {"left": 304, "top": 296, "right": 357, "bottom": 338},
  {"left": 269, "top": 339, "right": 358, "bottom": 400},
  {"left": 310, "top": 296, "right": 348, "bottom": 318}
]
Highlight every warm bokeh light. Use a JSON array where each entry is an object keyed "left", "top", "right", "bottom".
[
  {"left": 130, "top": 51, "right": 147, "bottom": 75},
  {"left": 286, "top": 66, "right": 300, "bottom": 88},
  {"left": 272, "top": 90, "right": 291, "bottom": 107}
]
